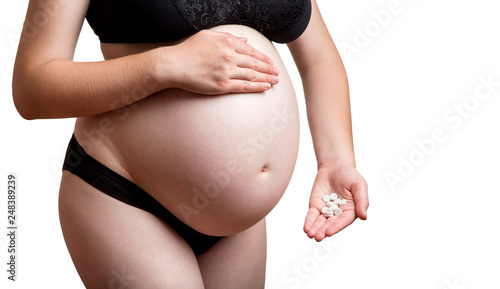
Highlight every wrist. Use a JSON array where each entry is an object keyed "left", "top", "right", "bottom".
[
  {"left": 313, "top": 141, "right": 355, "bottom": 171},
  {"left": 149, "top": 46, "right": 177, "bottom": 91},
  {"left": 317, "top": 157, "right": 356, "bottom": 171}
]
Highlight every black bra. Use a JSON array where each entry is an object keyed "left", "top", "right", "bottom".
[{"left": 86, "top": 0, "right": 311, "bottom": 44}]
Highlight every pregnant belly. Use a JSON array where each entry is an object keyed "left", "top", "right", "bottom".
[{"left": 74, "top": 25, "right": 300, "bottom": 236}]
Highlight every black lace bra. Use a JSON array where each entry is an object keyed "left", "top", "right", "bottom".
[{"left": 85, "top": 0, "right": 311, "bottom": 44}]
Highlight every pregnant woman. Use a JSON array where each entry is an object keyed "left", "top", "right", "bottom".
[{"left": 13, "top": 0, "right": 369, "bottom": 288}]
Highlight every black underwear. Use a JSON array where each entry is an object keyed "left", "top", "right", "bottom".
[
  {"left": 85, "top": 0, "right": 312, "bottom": 43},
  {"left": 62, "top": 134, "right": 222, "bottom": 256}
]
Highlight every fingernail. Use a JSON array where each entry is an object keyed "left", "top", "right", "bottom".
[
  {"left": 272, "top": 76, "right": 279, "bottom": 84},
  {"left": 273, "top": 67, "right": 279, "bottom": 75},
  {"left": 268, "top": 58, "right": 274, "bottom": 65}
]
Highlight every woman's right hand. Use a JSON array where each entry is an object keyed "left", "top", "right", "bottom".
[{"left": 157, "top": 30, "right": 280, "bottom": 95}]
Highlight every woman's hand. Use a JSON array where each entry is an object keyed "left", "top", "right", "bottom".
[
  {"left": 304, "top": 164, "right": 369, "bottom": 241},
  {"left": 159, "top": 30, "right": 280, "bottom": 95}
]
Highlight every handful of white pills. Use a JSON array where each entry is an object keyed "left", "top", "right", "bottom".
[{"left": 321, "top": 193, "right": 347, "bottom": 217}]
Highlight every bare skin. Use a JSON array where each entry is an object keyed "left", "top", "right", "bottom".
[
  {"left": 13, "top": 0, "right": 369, "bottom": 288},
  {"left": 70, "top": 24, "right": 299, "bottom": 237},
  {"left": 59, "top": 171, "right": 266, "bottom": 289}
]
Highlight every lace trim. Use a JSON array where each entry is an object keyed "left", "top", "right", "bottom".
[{"left": 171, "top": 0, "right": 307, "bottom": 36}]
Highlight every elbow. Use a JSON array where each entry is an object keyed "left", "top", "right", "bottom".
[
  {"left": 12, "top": 67, "right": 38, "bottom": 120},
  {"left": 12, "top": 61, "right": 58, "bottom": 120},
  {"left": 13, "top": 97, "right": 37, "bottom": 120},
  {"left": 12, "top": 82, "right": 39, "bottom": 120}
]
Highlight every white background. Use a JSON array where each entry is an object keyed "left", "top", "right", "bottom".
[{"left": 1, "top": 0, "right": 499, "bottom": 288}]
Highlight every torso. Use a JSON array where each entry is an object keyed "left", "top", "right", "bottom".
[{"left": 74, "top": 25, "right": 300, "bottom": 236}]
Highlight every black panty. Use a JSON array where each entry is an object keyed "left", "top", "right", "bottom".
[{"left": 62, "top": 134, "right": 222, "bottom": 255}]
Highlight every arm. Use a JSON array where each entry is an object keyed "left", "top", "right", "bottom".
[
  {"left": 287, "top": 0, "right": 369, "bottom": 241},
  {"left": 13, "top": 0, "right": 279, "bottom": 120}
]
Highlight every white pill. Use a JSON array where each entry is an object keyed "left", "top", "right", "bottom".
[
  {"left": 326, "top": 201, "right": 335, "bottom": 207},
  {"left": 330, "top": 193, "right": 338, "bottom": 200},
  {"left": 339, "top": 199, "right": 347, "bottom": 206},
  {"left": 321, "top": 207, "right": 329, "bottom": 214},
  {"left": 333, "top": 198, "right": 341, "bottom": 205},
  {"left": 322, "top": 195, "right": 331, "bottom": 202},
  {"left": 324, "top": 211, "right": 334, "bottom": 217},
  {"left": 327, "top": 204, "right": 338, "bottom": 210},
  {"left": 334, "top": 208, "right": 342, "bottom": 216}
]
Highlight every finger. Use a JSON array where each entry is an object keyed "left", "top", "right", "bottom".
[
  {"left": 304, "top": 207, "right": 319, "bottom": 233},
  {"left": 232, "top": 68, "right": 279, "bottom": 85},
  {"left": 306, "top": 214, "right": 327, "bottom": 239},
  {"left": 237, "top": 55, "right": 279, "bottom": 76},
  {"left": 234, "top": 41, "right": 275, "bottom": 65},
  {"left": 223, "top": 80, "right": 272, "bottom": 93},
  {"left": 313, "top": 213, "right": 340, "bottom": 241},
  {"left": 304, "top": 202, "right": 328, "bottom": 234},
  {"left": 351, "top": 179, "right": 369, "bottom": 220},
  {"left": 324, "top": 210, "right": 356, "bottom": 237}
]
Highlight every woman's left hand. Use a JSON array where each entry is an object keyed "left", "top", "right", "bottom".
[{"left": 304, "top": 164, "right": 369, "bottom": 241}]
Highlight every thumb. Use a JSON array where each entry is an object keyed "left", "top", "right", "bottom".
[{"left": 351, "top": 179, "right": 369, "bottom": 220}]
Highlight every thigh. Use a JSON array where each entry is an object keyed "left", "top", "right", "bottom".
[
  {"left": 197, "top": 219, "right": 267, "bottom": 289},
  {"left": 58, "top": 171, "right": 205, "bottom": 289}
]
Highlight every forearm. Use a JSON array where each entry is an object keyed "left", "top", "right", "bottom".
[
  {"left": 287, "top": 0, "right": 355, "bottom": 169},
  {"left": 12, "top": 48, "right": 165, "bottom": 120},
  {"left": 302, "top": 60, "right": 355, "bottom": 169}
]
